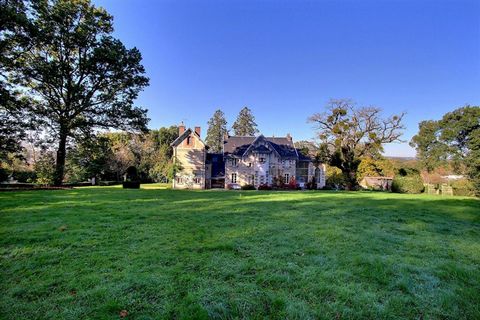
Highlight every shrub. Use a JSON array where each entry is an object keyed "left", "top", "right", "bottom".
[
  {"left": 241, "top": 184, "right": 256, "bottom": 190},
  {"left": 391, "top": 175, "right": 424, "bottom": 194},
  {"left": 34, "top": 152, "right": 56, "bottom": 185},
  {"left": 450, "top": 179, "right": 476, "bottom": 197},
  {"left": 0, "top": 168, "right": 9, "bottom": 182},
  {"left": 258, "top": 184, "right": 272, "bottom": 190},
  {"left": 122, "top": 181, "right": 140, "bottom": 189},
  {"left": 12, "top": 170, "right": 37, "bottom": 183}
]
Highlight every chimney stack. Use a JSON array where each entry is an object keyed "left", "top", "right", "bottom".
[
  {"left": 194, "top": 126, "right": 201, "bottom": 137},
  {"left": 179, "top": 122, "right": 185, "bottom": 135},
  {"left": 286, "top": 133, "right": 292, "bottom": 141}
]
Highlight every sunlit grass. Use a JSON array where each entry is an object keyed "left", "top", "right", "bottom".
[{"left": 0, "top": 187, "right": 478, "bottom": 319}]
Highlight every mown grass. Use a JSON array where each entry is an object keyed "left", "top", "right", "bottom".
[{"left": 0, "top": 187, "right": 479, "bottom": 319}]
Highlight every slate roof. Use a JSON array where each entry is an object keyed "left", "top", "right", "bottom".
[
  {"left": 223, "top": 135, "right": 303, "bottom": 160},
  {"left": 170, "top": 128, "right": 207, "bottom": 147}
]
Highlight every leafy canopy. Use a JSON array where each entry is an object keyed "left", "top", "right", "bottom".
[
  {"left": 309, "top": 99, "right": 405, "bottom": 189},
  {"left": 2, "top": 0, "right": 150, "bottom": 184}
]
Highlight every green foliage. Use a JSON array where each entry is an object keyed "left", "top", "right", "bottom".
[
  {"left": 411, "top": 106, "right": 480, "bottom": 196},
  {"left": 65, "top": 136, "right": 113, "bottom": 183},
  {"left": 309, "top": 99, "right": 405, "bottom": 190},
  {"left": 0, "top": 167, "right": 9, "bottom": 182},
  {"left": 451, "top": 179, "right": 476, "bottom": 197},
  {"left": 232, "top": 107, "right": 259, "bottom": 136},
  {"left": 0, "top": 188, "right": 479, "bottom": 319},
  {"left": 11, "top": 170, "right": 36, "bottom": 183},
  {"left": 0, "top": 0, "right": 34, "bottom": 161},
  {"left": 206, "top": 109, "right": 228, "bottom": 153},
  {"left": 357, "top": 157, "right": 395, "bottom": 181},
  {"left": 3, "top": 0, "right": 150, "bottom": 185},
  {"left": 391, "top": 175, "right": 424, "bottom": 194},
  {"left": 241, "top": 184, "right": 256, "bottom": 190},
  {"left": 34, "top": 152, "right": 56, "bottom": 185}
]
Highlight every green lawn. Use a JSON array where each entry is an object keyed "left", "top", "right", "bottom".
[{"left": 0, "top": 187, "right": 479, "bottom": 319}]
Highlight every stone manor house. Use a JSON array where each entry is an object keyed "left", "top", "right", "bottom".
[{"left": 170, "top": 124, "right": 326, "bottom": 189}]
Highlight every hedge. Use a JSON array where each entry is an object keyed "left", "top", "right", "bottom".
[{"left": 391, "top": 175, "right": 424, "bottom": 194}]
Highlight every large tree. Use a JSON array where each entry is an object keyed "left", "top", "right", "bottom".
[
  {"left": 232, "top": 106, "right": 258, "bottom": 136},
  {"left": 410, "top": 105, "right": 480, "bottom": 195},
  {"left": 206, "top": 109, "right": 227, "bottom": 152},
  {"left": 0, "top": 0, "right": 34, "bottom": 161},
  {"left": 3, "top": 0, "right": 149, "bottom": 185},
  {"left": 308, "top": 99, "right": 405, "bottom": 189}
]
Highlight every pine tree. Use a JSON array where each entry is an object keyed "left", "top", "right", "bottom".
[
  {"left": 232, "top": 107, "right": 259, "bottom": 136},
  {"left": 206, "top": 109, "right": 228, "bottom": 153}
]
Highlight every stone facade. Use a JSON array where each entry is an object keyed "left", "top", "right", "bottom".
[
  {"left": 171, "top": 125, "right": 207, "bottom": 189},
  {"left": 171, "top": 126, "right": 326, "bottom": 189}
]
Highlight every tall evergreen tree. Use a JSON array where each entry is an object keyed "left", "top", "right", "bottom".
[
  {"left": 232, "top": 107, "right": 258, "bottom": 136},
  {"left": 206, "top": 109, "right": 227, "bottom": 153}
]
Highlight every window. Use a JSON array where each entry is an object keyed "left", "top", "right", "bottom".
[
  {"left": 248, "top": 175, "right": 254, "bottom": 185},
  {"left": 186, "top": 136, "right": 191, "bottom": 145},
  {"left": 260, "top": 175, "right": 265, "bottom": 184},
  {"left": 193, "top": 177, "right": 201, "bottom": 184},
  {"left": 231, "top": 158, "right": 239, "bottom": 167},
  {"left": 259, "top": 157, "right": 266, "bottom": 163},
  {"left": 231, "top": 173, "right": 237, "bottom": 183},
  {"left": 284, "top": 173, "right": 290, "bottom": 183},
  {"left": 176, "top": 177, "right": 183, "bottom": 184},
  {"left": 247, "top": 162, "right": 252, "bottom": 167}
]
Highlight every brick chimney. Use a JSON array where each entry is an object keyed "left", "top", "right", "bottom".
[
  {"left": 179, "top": 122, "right": 185, "bottom": 135},
  {"left": 194, "top": 126, "right": 201, "bottom": 137}
]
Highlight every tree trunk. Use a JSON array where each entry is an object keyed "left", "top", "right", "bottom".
[
  {"left": 54, "top": 129, "right": 68, "bottom": 186},
  {"left": 343, "top": 169, "right": 359, "bottom": 190}
]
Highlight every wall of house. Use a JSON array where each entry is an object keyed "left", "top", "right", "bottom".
[
  {"left": 173, "top": 132, "right": 206, "bottom": 189},
  {"left": 224, "top": 152, "right": 297, "bottom": 188}
]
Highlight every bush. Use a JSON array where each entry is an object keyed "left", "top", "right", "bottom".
[
  {"left": 12, "top": 170, "right": 37, "bottom": 183},
  {"left": 258, "top": 184, "right": 272, "bottom": 190},
  {"left": 123, "top": 181, "right": 140, "bottom": 189},
  {"left": 241, "top": 184, "right": 256, "bottom": 190},
  {"left": 450, "top": 179, "right": 476, "bottom": 197},
  {"left": 0, "top": 168, "right": 9, "bottom": 182},
  {"left": 391, "top": 175, "right": 424, "bottom": 194},
  {"left": 34, "top": 152, "right": 56, "bottom": 185}
]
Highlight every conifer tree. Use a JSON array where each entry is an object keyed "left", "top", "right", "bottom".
[
  {"left": 205, "top": 109, "right": 227, "bottom": 153},
  {"left": 232, "top": 107, "right": 259, "bottom": 136}
]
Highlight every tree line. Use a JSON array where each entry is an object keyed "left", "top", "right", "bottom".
[{"left": 1, "top": 1, "right": 478, "bottom": 195}]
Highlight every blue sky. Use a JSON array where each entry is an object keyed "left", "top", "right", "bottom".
[{"left": 93, "top": 0, "right": 480, "bottom": 157}]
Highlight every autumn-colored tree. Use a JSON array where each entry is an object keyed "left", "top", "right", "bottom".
[{"left": 309, "top": 99, "right": 405, "bottom": 189}]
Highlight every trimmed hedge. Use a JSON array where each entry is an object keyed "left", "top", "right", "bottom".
[
  {"left": 241, "top": 184, "right": 256, "bottom": 190},
  {"left": 391, "top": 175, "right": 424, "bottom": 194}
]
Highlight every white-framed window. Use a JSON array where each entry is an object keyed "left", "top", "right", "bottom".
[
  {"left": 231, "top": 173, "right": 237, "bottom": 183},
  {"left": 248, "top": 175, "right": 254, "bottom": 185},
  {"left": 284, "top": 173, "right": 290, "bottom": 183},
  {"left": 231, "top": 158, "right": 239, "bottom": 167},
  {"left": 176, "top": 177, "right": 183, "bottom": 184},
  {"left": 193, "top": 177, "right": 201, "bottom": 184},
  {"left": 260, "top": 175, "right": 265, "bottom": 184}
]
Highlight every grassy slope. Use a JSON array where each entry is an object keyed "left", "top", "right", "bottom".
[{"left": 0, "top": 187, "right": 479, "bottom": 320}]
